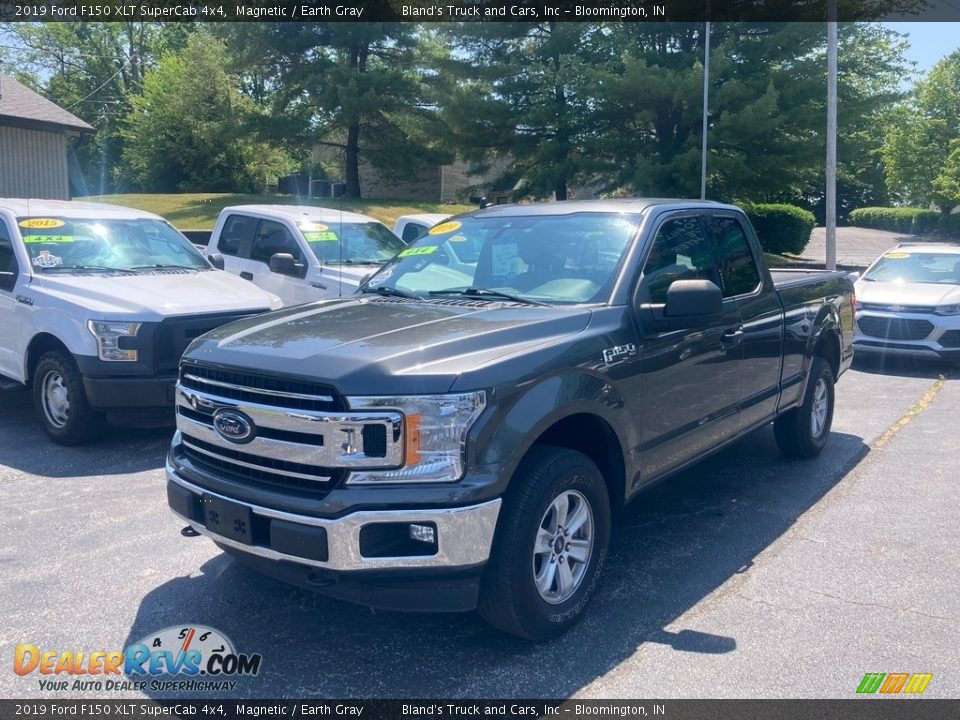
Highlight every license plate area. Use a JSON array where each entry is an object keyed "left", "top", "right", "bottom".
[{"left": 202, "top": 494, "right": 253, "bottom": 545}]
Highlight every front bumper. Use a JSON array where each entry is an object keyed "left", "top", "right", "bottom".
[
  {"left": 166, "top": 460, "right": 501, "bottom": 608},
  {"left": 82, "top": 373, "right": 177, "bottom": 409},
  {"left": 854, "top": 310, "right": 960, "bottom": 362}
]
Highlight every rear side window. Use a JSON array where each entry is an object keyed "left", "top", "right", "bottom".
[
  {"left": 218, "top": 214, "right": 253, "bottom": 257},
  {"left": 709, "top": 215, "right": 761, "bottom": 297},
  {"left": 401, "top": 222, "right": 427, "bottom": 243},
  {"left": 0, "top": 220, "right": 18, "bottom": 292},
  {"left": 641, "top": 216, "right": 718, "bottom": 304},
  {"left": 250, "top": 220, "right": 304, "bottom": 265}
]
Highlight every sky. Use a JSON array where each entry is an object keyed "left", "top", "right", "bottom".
[{"left": 882, "top": 22, "right": 960, "bottom": 75}]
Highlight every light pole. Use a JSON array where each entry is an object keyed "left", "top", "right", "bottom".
[
  {"left": 826, "top": 2, "right": 838, "bottom": 270},
  {"left": 700, "top": 20, "right": 711, "bottom": 200}
]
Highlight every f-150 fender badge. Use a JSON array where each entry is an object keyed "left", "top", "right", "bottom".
[
  {"left": 602, "top": 343, "right": 637, "bottom": 364},
  {"left": 310, "top": 281, "right": 328, "bottom": 290},
  {"left": 15, "top": 295, "right": 33, "bottom": 306}
]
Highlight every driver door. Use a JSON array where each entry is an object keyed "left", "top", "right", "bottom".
[{"left": 248, "top": 219, "right": 310, "bottom": 306}]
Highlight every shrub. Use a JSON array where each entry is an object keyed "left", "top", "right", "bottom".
[
  {"left": 847, "top": 207, "right": 939, "bottom": 234},
  {"left": 937, "top": 213, "right": 960, "bottom": 240},
  {"left": 742, "top": 203, "right": 816, "bottom": 255}
]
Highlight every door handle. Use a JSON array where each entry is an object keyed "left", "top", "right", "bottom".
[
  {"left": 721, "top": 326, "right": 744, "bottom": 347},
  {"left": 240, "top": 271, "right": 253, "bottom": 281}
]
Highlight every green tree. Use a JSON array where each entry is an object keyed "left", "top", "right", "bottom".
[
  {"left": 883, "top": 50, "right": 960, "bottom": 213},
  {"left": 122, "top": 31, "right": 291, "bottom": 193},
  {"left": 223, "top": 23, "right": 450, "bottom": 198}
]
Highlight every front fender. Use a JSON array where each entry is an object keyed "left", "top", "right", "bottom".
[{"left": 471, "top": 370, "right": 631, "bottom": 499}]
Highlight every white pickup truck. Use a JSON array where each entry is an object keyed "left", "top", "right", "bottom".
[
  {"left": 203, "top": 205, "right": 407, "bottom": 306},
  {"left": 0, "top": 199, "right": 281, "bottom": 445}
]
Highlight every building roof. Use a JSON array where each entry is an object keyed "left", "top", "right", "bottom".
[{"left": 0, "top": 75, "right": 94, "bottom": 134}]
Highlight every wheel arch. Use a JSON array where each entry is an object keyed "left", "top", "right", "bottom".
[{"left": 25, "top": 333, "right": 72, "bottom": 386}]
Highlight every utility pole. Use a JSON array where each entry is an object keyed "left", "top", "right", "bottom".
[
  {"left": 700, "top": 20, "right": 711, "bottom": 200},
  {"left": 826, "top": 2, "right": 838, "bottom": 270}
]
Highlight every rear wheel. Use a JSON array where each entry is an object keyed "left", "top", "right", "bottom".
[
  {"left": 775, "top": 356, "right": 834, "bottom": 458},
  {"left": 478, "top": 446, "right": 610, "bottom": 641},
  {"left": 32, "top": 351, "right": 103, "bottom": 445}
]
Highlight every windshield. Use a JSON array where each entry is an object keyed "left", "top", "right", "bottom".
[
  {"left": 361, "top": 212, "right": 639, "bottom": 305},
  {"left": 17, "top": 217, "right": 209, "bottom": 273},
  {"left": 863, "top": 251, "right": 960, "bottom": 285},
  {"left": 301, "top": 221, "right": 405, "bottom": 265}
]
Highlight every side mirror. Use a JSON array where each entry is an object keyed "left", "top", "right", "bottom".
[
  {"left": 207, "top": 253, "right": 225, "bottom": 270},
  {"left": 269, "top": 252, "right": 301, "bottom": 277},
  {"left": 641, "top": 279, "right": 724, "bottom": 332}
]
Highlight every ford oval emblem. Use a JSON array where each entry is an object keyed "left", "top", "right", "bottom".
[{"left": 212, "top": 409, "right": 256, "bottom": 444}]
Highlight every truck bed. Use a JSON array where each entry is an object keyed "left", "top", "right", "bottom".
[{"left": 770, "top": 267, "right": 847, "bottom": 289}]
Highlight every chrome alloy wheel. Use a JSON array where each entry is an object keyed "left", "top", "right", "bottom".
[
  {"left": 811, "top": 377, "right": 829, "bottom": 438},
  {"left": 40, "top": 369, "right": 70, "bottom": 429},
  {"left": 533, "top": 489, "right": 594, "bottom": 604}
]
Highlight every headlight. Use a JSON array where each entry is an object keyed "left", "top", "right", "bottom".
[
  {"left": 345, "top": 391, "right": 486, "bottom": 484},
  {"left": 86, "top": 320, "right": 141, "bottom": 361},
  {"left": 935, "top": 303, "right": 960, "bottom": 316}
]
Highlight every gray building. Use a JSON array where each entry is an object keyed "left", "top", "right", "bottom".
[{"left": 0, "top": 75, "right": 94, "bottom": 200}]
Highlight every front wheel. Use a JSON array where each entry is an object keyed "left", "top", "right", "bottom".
[
  {"left": 32, "top": 351, "right": 103, "bottom": 445},
  {"left": 774, "top": 356, "right": 835, "bottom": 458},
  {"left": 478, "top": 446, "right": 611, "bottom": 641}
]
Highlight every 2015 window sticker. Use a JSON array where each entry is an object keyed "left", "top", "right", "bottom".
[
  {"left": 428, "top": 220, "right": 462, "bottom": 235},
  {"left": 18, "top": 218, "right": 65, "bottom": 229}
]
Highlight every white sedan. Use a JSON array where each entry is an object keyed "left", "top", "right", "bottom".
[{"left": 854, "top": 242, "right": 960, "bottom": 362}]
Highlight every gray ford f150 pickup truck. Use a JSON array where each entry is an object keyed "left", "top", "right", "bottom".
[{"left": 166, "top": 199, "right": 854, "bottom": 640}]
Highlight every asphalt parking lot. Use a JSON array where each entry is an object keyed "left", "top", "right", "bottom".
[{"left": 1, "top": 356, "right": 957, "bottom": 700}]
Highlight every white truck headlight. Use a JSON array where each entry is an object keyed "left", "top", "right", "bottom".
[
  {"left": 935, "top": 303, "right": 960, "bottom": 316},
  {"left": 345, "top": 391, "right": 486, "bottom": 484},
  {"left": 87, "top": 320, "right": 142, "bottom": 361}
]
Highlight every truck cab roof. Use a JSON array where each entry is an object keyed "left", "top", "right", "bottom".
[
  {"left": 469, "top": 198, "right": 730, "bottom": 218},
  {"left": 222, "top": 204, "right": 384, "bottom": 226},
  {"left": 0, "top": 198, "right": 163, "bottom": 221}
]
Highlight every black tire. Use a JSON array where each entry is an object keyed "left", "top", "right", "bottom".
[
  {"left": 478, "top": 445, "right": 611, "bottom": 641},
  {"left": 774, "top": 356, "right": 834, "bottom": 458},
  {"left": 32, "top": 351, "right": 104, "bottom": 446}
]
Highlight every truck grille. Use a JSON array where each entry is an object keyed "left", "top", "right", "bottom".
[
  {"left": 939, "top": 330, "right": 960, "bottom": 348},
  {"left": 175, "top": 368, "right": 406, "bottom": 494},
  {"left": 156, "top": 312, "right": 266, "bottom": 373},
  {"left": 857, "top": 316, "right": 934, "bottom": 341}
]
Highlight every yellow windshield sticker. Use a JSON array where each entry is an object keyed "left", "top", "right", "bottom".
[
  {"left": 428, "top": 220, "right": 461, "bottom": 235},
  {"left": 304, "top": 231, "right": 338, "bottom": 242},
  {"left": 19, "top": 218, "right": 65, "bottom": 229},
  {"left": 300, "top": 222, "right": 329, "bottom": 232},
  {"left": 449, "top": 234, "right": 467, "bottom": 242},
  {"left": 22, "top": 235, "right": 77, "bottom": 243},
  {"left": 884, "top": 251, "right": 910, "bottom": 259},
  {"left": 398, "top": 245, "right": 438, "bottom": 257}
]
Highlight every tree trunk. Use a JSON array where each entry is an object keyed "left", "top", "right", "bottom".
[{"left": 345, "top": 123, "right": 362, "bottom": 198}]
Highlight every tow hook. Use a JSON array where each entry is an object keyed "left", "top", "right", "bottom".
[{"left": 180, "top": 525, "right": 201, "bottom": 537}]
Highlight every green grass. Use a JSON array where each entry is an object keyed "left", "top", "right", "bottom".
[{"left": 84, "top": 193, "right": 475, "bottom": 230}]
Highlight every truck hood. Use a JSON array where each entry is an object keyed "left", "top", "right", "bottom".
[
  {"left": 184, "top": 297, "right": 593, "bottom": 395},
  {"left": 855, "top": 280, "right": 960, "bottom": 308},
  {"left": 31, "top": 270, "right": 280, "bottom": 319},
  {"left": 310, "top": 264, "right": 378, "bottom": 294}
]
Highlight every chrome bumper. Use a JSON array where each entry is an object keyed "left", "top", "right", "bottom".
[{"left": 166, "top": 463, "right": 501, "bottom": 572}]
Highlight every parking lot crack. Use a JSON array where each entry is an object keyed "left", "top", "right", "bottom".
[{"left": 781, "top": 581, "right": 955, "bottom": 623}]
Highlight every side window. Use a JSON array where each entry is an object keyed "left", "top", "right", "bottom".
[
  {"left": 250, "top": 220, "right": 304, "bottom": 266},
  {"left": 640, "top": 216, "right": 718, "bottom": 304},
  {"left": 401, "top": 223, "right": 426, "bottom": 243},
  {"left": 217, "top": 214, "right": 253, "bottom": 257},
  {"left": 709, "top": 216, "right": 761, "bottom": 297},
  {"left": 0, "top": 221, "right": 19, "bottom": 292}
]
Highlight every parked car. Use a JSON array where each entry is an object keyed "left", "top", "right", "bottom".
[
  {"left": 854, "top": 242, "right": 960, "bottom": 362},
  {"left": 204, "top": 205, "right": 406, "bottom": 306},
  {"left": 0, "top": 199, "right": 281, "bottom": 445},
  {"left": 392, "top": 213, "right": 451, "bottom": 243},
  {"left": 165, "top": 199, "right": 854, "bottom": 640}
]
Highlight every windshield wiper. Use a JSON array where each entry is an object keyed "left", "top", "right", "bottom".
[
  {"left": 130, "top": 264, "right": 201, "bottom": 271},
  {"left": 360, "top": 285, "right": 423, "bottom": 300},
  {"left": 428, "top": 286, "right": 549, "bottom": 307},
  {"left": 43, "top": 265, "right": 135, "bottom": 274}
]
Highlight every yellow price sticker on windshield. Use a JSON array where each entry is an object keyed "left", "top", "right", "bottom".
[
  {"left": 428, "top": 221, "right": 461, "bottom": 235},
  {"left": 19, "top": 218, "right": 65, "bottom": 229},
  {"left": 884, "top": 252, "right": 910, "bottom": 259},
  {"left": 398, "top": 245, "right": 438, "bottom": 257},
  {"left": 300, "top": 222, "right": 329, "bottom": 232}
]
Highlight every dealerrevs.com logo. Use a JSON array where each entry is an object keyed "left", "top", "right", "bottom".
[{"left": 14, "top": 625, "right": 262, "bottom": 693}]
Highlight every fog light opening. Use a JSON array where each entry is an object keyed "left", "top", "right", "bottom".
[{"left": 409, "top": 523, "right": 436, "bottom": 545}]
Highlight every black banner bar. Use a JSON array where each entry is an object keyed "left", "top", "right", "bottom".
[
  {"left": 0, "top": 700, "right": 958, "bottom": 720},
  {"left": 2, "top": 0, "right": 960, "bottom": 23}
]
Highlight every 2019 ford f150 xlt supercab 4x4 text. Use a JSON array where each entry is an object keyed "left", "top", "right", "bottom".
[{"left": 165, "top": 199, "right": 854, "bottom": 640}]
